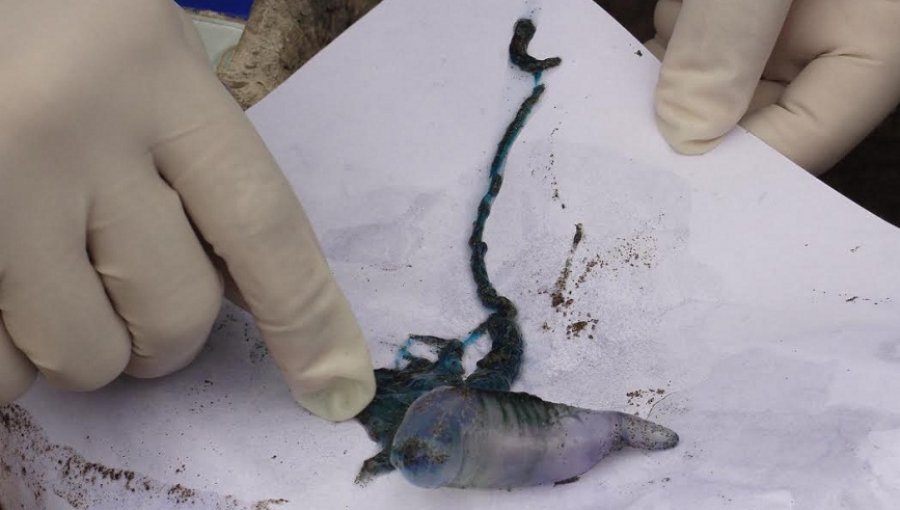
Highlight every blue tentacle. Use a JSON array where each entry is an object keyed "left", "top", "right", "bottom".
[{"left": 354, "top": 18, "right": 561, "bottom": 483}]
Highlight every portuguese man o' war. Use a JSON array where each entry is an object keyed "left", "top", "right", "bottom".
[{"left": 353, "top": 18, "right": 678, "bottom": 489}]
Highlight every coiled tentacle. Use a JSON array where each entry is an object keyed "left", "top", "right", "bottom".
[
  {"left": 509, "top": 18, "right": 562, "bottom": 74},
  {"left": 355, "top": 339, "right": 465, "bottom": 484}
]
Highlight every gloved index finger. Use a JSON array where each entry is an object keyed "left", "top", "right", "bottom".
[
  {"left": 0, "top": 315, "right": 36, "bottom": 403},
  {"left": 655, "top": 0, "right": 793, "bottom": 155},
  {"left": 149, "top": 49, "right": 375, "bottom": 421}
]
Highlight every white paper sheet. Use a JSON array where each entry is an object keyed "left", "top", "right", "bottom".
[{"left": 4, "top": 1, "right": 900, "bottom": 508}]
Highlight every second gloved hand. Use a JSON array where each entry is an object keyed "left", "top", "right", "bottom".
[{"left": 647, "top": 0, "right": 900, "bottom": 175}]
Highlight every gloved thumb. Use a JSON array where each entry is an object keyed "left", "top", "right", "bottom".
[{"left": 652, "top": 0, "right": 792, "bottom": 155}]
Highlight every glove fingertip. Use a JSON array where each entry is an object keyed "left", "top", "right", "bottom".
[
  {"left": 644, "top": 38, "right": 666, "bottom": 61},
  {"left": 0, "top": 366, "right": 37, "bottom": 405},
  {"left": 654, "top": 94, "right": 730, "bottom": 156},
  {"left": 291, "top": 371, "right": 377, "bottom": 422},
  {"left": 0, "top": 329, "right": 38, "bottom": 404}
]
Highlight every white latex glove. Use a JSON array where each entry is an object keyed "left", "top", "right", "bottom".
[
  {"left": 646, "top": 0, "right": 900, "bottom": 175},
  {"left": 0, "top": 0, "right": 375, "bottom": 421}
]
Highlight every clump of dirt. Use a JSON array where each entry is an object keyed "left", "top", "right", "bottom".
[
  {"left": 625, "top": 387, "right": 672, "bottom": 417},
  {"left": 565, "top": 319, "right": 599, "bottom": 339},
  {"left": 572, "top": 223, "right": 584, "bottom": 249},
  {"left": 547, "top": 224, "right": 584, "bottom": 313}
]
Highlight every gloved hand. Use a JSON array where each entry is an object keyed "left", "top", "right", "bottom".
[
  {"left": 0, "top": 0, "right": 375, "bottom": 421},
  {"left": 646, "top": 0, "right": 900, "bottom": 175}
]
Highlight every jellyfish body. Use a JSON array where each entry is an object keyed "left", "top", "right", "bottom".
[{"left": 389, "top": 386, "right": 679, "bottom": 489}]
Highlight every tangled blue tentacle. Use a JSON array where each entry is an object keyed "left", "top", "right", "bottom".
[{"left": 354, "top": 18, "right": 561, "bottom": 484}]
